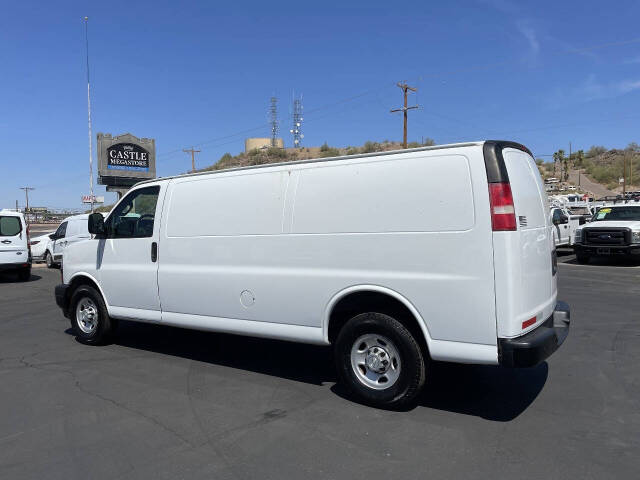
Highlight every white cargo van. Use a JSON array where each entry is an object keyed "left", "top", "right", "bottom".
[
  {"left": 0, "top": 210, "right": 31, "bottom": 281},
  {"left": 44, "top": 214, "right": 96, "bottom": 268},
  {"left": 55, "top": 141, "right": 570, "bottom": 408}
]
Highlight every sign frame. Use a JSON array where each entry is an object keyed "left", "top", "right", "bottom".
[{"left": 97, "top": 132, "right": 156, "bottom": 187}]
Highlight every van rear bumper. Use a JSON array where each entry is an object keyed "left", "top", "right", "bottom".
[{"left": 498, "top": 301, "right": 570, "bottom": 368}]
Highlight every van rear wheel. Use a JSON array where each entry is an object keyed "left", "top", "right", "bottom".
[
  {"left": 69, "top": 285, "right": 115, "bottom": 345},
  {"left": 334, "top": 312, "right": 426, "bottom": 409},
  {"left": 17, "top": 267, "right": 31, "bottom": 282}
]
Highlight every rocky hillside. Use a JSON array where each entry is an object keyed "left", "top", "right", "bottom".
[{"left": 195, "top": 139, "right": 436, "bottom": 173}]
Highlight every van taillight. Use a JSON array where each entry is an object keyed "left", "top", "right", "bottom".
[{"left": 488, "top": 182, "right": 516, "bottom": 231}]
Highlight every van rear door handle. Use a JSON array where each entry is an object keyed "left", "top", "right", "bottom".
[
  {"left": 151, "top": 242, "right": 158, "bottom": 262},
  {"left": 1, "top": 240, "right": 10, "bottom": 244}
]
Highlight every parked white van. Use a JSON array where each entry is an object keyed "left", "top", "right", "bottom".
[
  {"left": 0, "top": 210, "right": 31, "bottom": 281},
  {"left": 55, "top": 141, "right": 571, "bottom": 408},
  {"left": 44, "top": 214, "right": 96, "bottom": 268}
]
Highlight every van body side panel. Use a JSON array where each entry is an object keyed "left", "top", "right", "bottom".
[
  {"left": 158, "top": 148, "right": 498, "bottom": 348},
  {"left": 495, "top": 149, "right": 557, "bottom": 338},
  {"left": 158, "top": 170, "right": 291, "bottom": 322}
]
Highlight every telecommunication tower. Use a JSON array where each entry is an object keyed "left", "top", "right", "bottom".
[
  {"left": 290, "top": 94, "right": 304, "bottom": 148},
  {"left": 270, "top": 96, "right": 279, "bottom": 147}
]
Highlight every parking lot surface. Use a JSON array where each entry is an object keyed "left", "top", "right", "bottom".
[{"left": 1, "top": 260, "right": 639, "bottom": 479}]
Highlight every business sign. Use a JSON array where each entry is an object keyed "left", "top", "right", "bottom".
[
  {"left": 107, "top": 143, "right": 150, "bottom": 172},
  {"left": 27, "top": 207, "right": 48, "bottom": 213},
  {"left": 97, "top": 133, "right": 156, "bottom": 191},
  {"left": 81, "top": 195, "right": 105, "bottom": 204}
]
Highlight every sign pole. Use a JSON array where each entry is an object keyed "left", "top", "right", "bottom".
[{"left": 84, "top": 17, "right": 95, "bottom": 213}]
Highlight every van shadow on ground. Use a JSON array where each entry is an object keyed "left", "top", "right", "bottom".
[
  {"left": 69, "top": 320, "right": 547, "bottom": 422},
  {"left": 0, "top": 273, "right": 41, "bottom": 284}
]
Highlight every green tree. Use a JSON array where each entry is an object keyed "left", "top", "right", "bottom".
[{"left": 552, "top": 149, "right": 565, "bottom": 178}]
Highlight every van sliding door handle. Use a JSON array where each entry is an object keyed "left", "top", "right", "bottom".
[{"left": 151, "top": 242, "right": 158, "bottom": 262}]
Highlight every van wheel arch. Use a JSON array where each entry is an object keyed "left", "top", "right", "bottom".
[
  {"left": 64, "top": 275, "right": 108, "bottom": 317},
  {"left": 327, "top": 290, "right": 429, "bottom": 357}
]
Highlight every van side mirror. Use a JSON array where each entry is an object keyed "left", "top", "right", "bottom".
[{"left": 88, "top": 213, "right": 105, "bottom": 235}]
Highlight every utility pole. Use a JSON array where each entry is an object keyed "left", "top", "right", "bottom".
[
  {"left": 390, "top": 82, "right": 419, "bottom": 149},
  {"left": 623, "top": 153, "right": 628, "bottom": 197},
  {"left": 20, "top": 187, "right": 35, "bottom": 224},
  {"left": 568, "top": 142, "right": 571, "bottom": 183},
  {"left": 84, "top": 17, "right": 95, "bottom": 213},
  {"left": 183, "top": 147, "right": 201, "bottom": 173}
]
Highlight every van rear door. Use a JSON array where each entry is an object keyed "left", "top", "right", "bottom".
[
  {"left": 0, "top": 215, "right": 28, "bottom": 265},
  {"left": 486, "top": 142, "right": 556, "bottom": 339}
]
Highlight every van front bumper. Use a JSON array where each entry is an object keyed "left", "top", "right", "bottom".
[
  {"left": 574, "top": 244, "right": 640, "bottom": 256},
  {"left": 498, "top": 301, "right": 570, "bottom": 368}
]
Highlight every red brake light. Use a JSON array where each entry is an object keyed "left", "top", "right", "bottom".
[{"left": 488, "top": 182, "right": 516, "bottom": 231}]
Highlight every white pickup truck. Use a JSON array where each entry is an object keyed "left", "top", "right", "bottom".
[
  {"left": 551, "top": 206, "right": 581, "bottom": 247},
  {"left": 573, "top": 204, "right": 640, "bottom": 264}
]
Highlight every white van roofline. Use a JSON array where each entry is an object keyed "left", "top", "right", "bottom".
[{"left": 135, "top": 141, "right": 495, "bottom": 187}]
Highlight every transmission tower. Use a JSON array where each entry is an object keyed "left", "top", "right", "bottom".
[
  {"left": 290, "top": 94, "right": 304, "bottom": 148},
  {"left": 270, "top": 96, "right": 279, "bottom": 147}
]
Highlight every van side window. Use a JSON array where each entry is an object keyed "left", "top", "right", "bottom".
[
  {"left": 105, "top": 186, "right": 160, "bottom": 239},
  {"left": 54, "top": 221, "right": 68, "bottom": 239},
  {"left": 0, "top": 216, "right": 22, "bottom": 237}
]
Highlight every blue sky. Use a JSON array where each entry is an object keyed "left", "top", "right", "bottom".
[{"left": 2, "top": 0, "right": 640, "bottom": 209}]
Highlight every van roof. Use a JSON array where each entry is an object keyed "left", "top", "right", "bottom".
[
  {"left": 0, "top": 209, "right": 23, "bottom": 217},
  {"left": 135, "top": 140, "right": 531, "bottom": 187}
]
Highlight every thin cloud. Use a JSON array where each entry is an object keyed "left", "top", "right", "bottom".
[
  {"left": 576, "top": 74, "right": 640, "bottom": 101},
  {"left": 516, "top": 21, "right": 540, "bottom": 55}
]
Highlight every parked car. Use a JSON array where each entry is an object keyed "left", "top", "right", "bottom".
[
  {"left": 573, "top": 205, "right": 640, "bottom": 264},
  {"left": 44, "top": 214, "right": 98, "bottom": 268},
  {"left": 54, "top": 141, "right": 571, "bottom": 408},
  {"left": 0, "top": 209, "right": 31, "bottom": 281},
  {"left": 29, "top": 232, "right": 54, "bottom": 262}
]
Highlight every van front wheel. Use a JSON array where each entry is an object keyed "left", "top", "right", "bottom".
[
  {"left": 334, "top": 312, "right": 426, "bottom": 409},
  {"left": 69, "top": 285, "right": 115, "bottom": 345}
]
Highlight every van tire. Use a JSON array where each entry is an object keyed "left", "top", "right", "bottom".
[
  {"left": 334, "top": 312, "right": 426, "bottom": 409},
  {"left": 69, "top": 285, "right": 115, "bottom": 345},
  {"left": 576, "top": 253, "right": 590, "bottom": 264},
  {"left": 17, "top": 267, "right": 31, "bottom": 282},
  {"left": 45, "top": 251, "right": 54, "bottom": 268}
]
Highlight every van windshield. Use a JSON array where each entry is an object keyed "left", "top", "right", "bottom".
[
  {"left": 0, "top": 216, "right": 22, "bottom": 236},
  {"left": 593, "top": 207, "right": 640, "bottom": 222}
]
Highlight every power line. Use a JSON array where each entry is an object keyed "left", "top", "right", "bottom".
[{"left": 390, "top": 82, "right": 419, "bottom": 148}]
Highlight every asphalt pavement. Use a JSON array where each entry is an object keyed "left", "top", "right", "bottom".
[{"left": 0, "top": 260, "right": 638, "bottom": 479}]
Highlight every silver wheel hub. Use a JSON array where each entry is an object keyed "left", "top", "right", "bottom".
[
  {"left": 350, "top": 334, "right": 401, "bottom": 390},
  {"left": 76, "top": 298, "right": 98, "bottom": 334}
]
